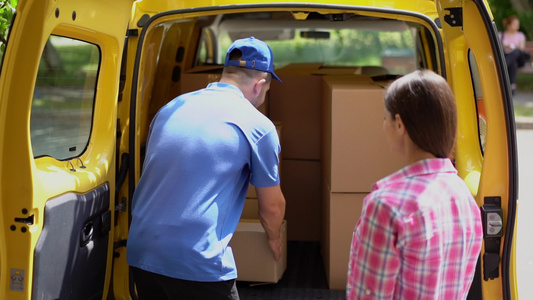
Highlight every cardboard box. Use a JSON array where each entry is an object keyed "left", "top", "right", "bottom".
[
  {"left": 180, "top": 65, "right": 223, "bottom": 94},
  {"left": 241, "top": 198, "right": 259, "bottom": 219},
  {"left": 269, "top": 69, "right": 322, "bottom": 160},
  {"left": 245, "top": 185, "right": 257, "bottom": 200},
  {"left": 269, "top": 63, "right": 383, "bottom": 161},
  {"left": 321, "top": 191, "right": 365, "bottom": 290},
  {"left": 321, "top": 75, "right": 404, "bottom": 193},
  {"left": 230, "top": 219, "right": 287, "bottom": 283},
  {"left": 312, "top": 66, "right": 362, "bottom": 75},
  {"left": 280, "top": 159, "right": 321, "bottom": 241},
  {"left": 275, "top": 63, "right": 323, "bottom": 75},
  {"left": 246, "top": 122, "right": 282, "bottom": 198}
]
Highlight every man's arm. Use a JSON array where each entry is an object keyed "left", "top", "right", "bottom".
[{"left": 255, "top": 185, "right": 286, "bottom": 261}]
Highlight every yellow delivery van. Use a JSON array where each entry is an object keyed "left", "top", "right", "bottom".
[{"left": 0, "top": 0, "right": 519, "bottom": 299}]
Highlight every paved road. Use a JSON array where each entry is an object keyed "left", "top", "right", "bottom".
[
  {"left": 516, "top": 129, "right": 533, "bottom": 299},
  {"left": 514, "top": 92, "right": 533, "bottom": 299},
  {"left": 513, "top": 91, "right": 533, "bottom": 105}
]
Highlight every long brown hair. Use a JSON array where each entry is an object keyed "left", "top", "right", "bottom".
[{"left": 384, "top": 69, "right": 457, "bottom": 158}]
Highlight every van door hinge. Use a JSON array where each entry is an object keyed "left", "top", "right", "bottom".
[
  {"left": 114, "top": 239, "right": 127, "bottom": 250},
  {"left": 137, "top": 14, "right": 151, "bottom": 27},
  {"left": 481, "top": 196, "right": 503, "bottom": 280},
  {"left": 444, "top": 8, "right": 463, "bottom": 27},
  {"left": 127, "top": 29, "right": 138, "bottom": 37},
  {"left": 115, "top": 197, "right": 127, "bottom": 213},
  {"left": 113, "top": 239, "right": 128, "bottom": 258}
]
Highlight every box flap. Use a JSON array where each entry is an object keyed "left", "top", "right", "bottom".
[
  {"left": 235, "top": 219, "right": 263, "bottom": 232},
  {"left": 275, "top": 63, "right": 323, "bottom": 75},
  {"left": 185, "top": 64, "right": 224, "bottom": 74},
  {"left": 313, "top": 66, "right": 362, "bottom": 75},
  {"left": 322, "top": 74, "right": 376, "bottom": 88}
]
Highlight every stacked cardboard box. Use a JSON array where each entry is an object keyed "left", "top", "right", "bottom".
[
  {"left": 268, "top": 63, "right": 404, "bottom": 289},
  {"left": 270, "top": 66, "right": 323, "bottom": 242},
  {"left": 269, "top": 64, "right": 403, "bottom": 289},
  {"left": 321, "top": 75, "right": 404, "bottom": 289}
]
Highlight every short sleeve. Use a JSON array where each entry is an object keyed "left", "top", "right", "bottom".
[
  {"left": 249, "top": 128, "right": 281, "bottom": 187},
  {"left": 519, "top": 31, "right": 527, "bottom": 43}
]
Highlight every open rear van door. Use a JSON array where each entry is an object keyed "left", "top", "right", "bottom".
[
  {"left": 436, "top": 0, "right": 518, "bottom": 299},
  {"left": 0, "top": 0, "right": 133, "bottom": 299}
]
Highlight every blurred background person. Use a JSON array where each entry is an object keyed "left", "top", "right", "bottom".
[{"left": 500, "top": 15, "right": 528, "bottom": 95}]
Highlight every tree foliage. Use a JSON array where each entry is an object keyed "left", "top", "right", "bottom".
[
  {"left": 489, "top": 0, "right": 533, "bottom": 40},
  {"left": 0, "top": 0, "right": 18, "bottom": 55}
]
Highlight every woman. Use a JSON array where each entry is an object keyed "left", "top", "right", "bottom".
[
  {"left": 346, "top": 70, "right": 483, "bottom": 299},
  {"left": 500, "top": 15, "right": 528, "bottom": 95}
]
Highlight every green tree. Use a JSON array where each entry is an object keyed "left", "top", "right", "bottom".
[
  {"left": 489, "top": 0, "right": 533, "bottom": 40},
  {"left": 0, "top": 0, "right": 18, "bottom": 58}
]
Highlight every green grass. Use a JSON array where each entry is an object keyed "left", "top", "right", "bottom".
[
  {"left": 517, "top": 73, "right": 533, "bottom": 92},
  {"left": 515, "top": 73, "right": 533, "bottom": 117},
  {"left": 514, "top": 103, "right": 533, "bottom": 117}
]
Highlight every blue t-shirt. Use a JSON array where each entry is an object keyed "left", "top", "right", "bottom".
[{"left": 127, "top": 82, "right": 281, "bottom": 282}]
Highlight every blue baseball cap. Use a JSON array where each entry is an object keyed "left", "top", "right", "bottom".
[{"left": 224, "top": 36, "right": 282, "bottom": 82}]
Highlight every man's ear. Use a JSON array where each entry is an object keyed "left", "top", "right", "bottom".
[{"left": 253, "top": 78, "right": 267, "bottom": 96}]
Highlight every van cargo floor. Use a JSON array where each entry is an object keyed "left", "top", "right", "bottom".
[{"left": 237, "top": 241, "right": 346, "bottom": 300}]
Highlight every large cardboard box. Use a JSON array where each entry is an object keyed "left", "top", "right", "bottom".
[
  {"left": 321, "top": 75, "right": 404, "bottom": 193},
  {"left": 269, "top": 72, "right": 322, "bottom": 160},
  {"left": 280, "top": 159, "right": 321, "bottom": 241},
  {"left": 243, "top": 159, "right": 322, "bottom": 242},
  {"left": 269, "top": 63, "right": 384, "bottom": 161},
  {"left": 230, "top": 219, "right": 287, "bottom": 283},
  {"left": 321, "top": 190, "right": 365, "bottom": 290},
  {"left": 241, "top": 198, "right": 258, "bottom": 219},
  {"left": 275, "top": 63, "right": 323, "bottom": 75},
  {"left": 312, "top": 66, "right": 362, "bottom": 75},
  {"left": 180, "top": 65, "right": 223, "bottom": 94}
]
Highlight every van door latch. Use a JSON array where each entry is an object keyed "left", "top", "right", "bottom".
[
  {"left": 15, "top": 214, "right": 34, "bottom": 225},
  {"left": 444, "top": 8, "right": 463, "bottom": 27},
  {"left": 481, "top": 196, "right": 503, "bottom": 280}
]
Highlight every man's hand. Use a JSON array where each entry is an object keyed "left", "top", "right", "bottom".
[{"left": 268, "top": 232, "right": 283, "bottom": 261}]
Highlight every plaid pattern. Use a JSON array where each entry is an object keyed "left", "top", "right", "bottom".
[{"left": 346, "top": 158, "right": 483, "bottom": 300}]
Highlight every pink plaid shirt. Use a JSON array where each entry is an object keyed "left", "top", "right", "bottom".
[{"left": 347, "top": 158, "right": 483, "bottom": 299}]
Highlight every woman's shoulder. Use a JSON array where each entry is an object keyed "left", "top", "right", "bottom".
[{"left": 513, "top": 31, "right": 527, "bottom": 43}]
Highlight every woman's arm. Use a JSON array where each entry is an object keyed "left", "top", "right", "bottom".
[
  {"left": 346, "top": 197, "right": 400, "bottom": 299},
  {"left": 519, "top": 31, "right": 526, "bottom": 51}
]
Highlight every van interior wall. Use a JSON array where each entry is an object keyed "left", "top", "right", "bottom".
[{"left": 144, "top": 20, "right": 201, "bottom": 133}]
